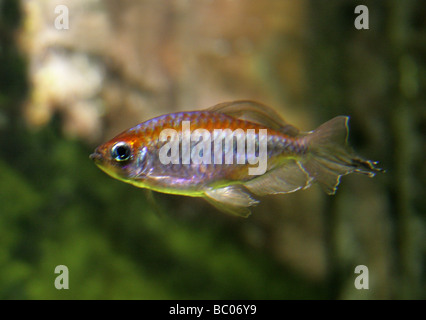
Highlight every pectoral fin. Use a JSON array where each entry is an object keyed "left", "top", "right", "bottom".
[{"left": 203, "top": 185, "right": 259, "bottom": 218}]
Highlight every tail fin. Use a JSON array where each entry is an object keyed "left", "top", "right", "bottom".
[{"left": 301, "top": 116, "right": 383, "bottom": 194}]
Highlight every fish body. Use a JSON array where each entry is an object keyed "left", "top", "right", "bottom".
[{"left": 91, "top": 100, "right": 382, "bottom": 217}]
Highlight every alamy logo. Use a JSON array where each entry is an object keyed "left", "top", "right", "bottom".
[
  {"left": 354, "top": 5, "right": 369, "bottom": 30},
  {"left": 54, "top": 265, "right": 69, "bottom": 290},
  {"left": 158, "top": 121, "right": 268, "bottom": 175},
  {"left": 354, "top": 265, "right": 369, "bottom": 290},
  {"left": 54, "top": 5, "right": 69, "bottom": 30}
]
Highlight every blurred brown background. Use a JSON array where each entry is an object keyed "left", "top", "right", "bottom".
[{"left": 0, "top": 0, "right": 424, "bottom": 299}]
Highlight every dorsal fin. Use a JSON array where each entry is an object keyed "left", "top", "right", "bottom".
[{"left": 206, "top": 100, "right": 299, "bottom": 136}]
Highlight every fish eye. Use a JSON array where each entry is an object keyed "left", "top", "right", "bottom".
[{"left": 111, "top": 142, "right": 131, "bottom": 162}]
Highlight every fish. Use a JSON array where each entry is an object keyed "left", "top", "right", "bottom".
[{"left": 90, "top": 100, "right": 383, "bottom": 217}]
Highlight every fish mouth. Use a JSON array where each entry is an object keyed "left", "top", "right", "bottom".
[{"left": 89, "top": 152, "right": 103, "bottom": 162}]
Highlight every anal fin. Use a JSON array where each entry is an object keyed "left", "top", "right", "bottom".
[{"left": 244, "top": 159, "right": 312, "bottom": 196}]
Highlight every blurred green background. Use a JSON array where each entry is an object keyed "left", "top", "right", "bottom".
[{"left": 0, "top": 0, "right": 424, "bottom": 299}]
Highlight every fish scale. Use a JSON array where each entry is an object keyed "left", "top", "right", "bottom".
[{"left": 143, "top": 112, "right": 300, "bottom": 183}]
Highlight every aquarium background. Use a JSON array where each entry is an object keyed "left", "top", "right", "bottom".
[{"left": 0, "top": 0, "right": 424, "bottom": 299}]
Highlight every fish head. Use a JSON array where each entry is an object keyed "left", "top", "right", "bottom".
[{"left": 90, "top": 133, "right": 149, "bottom": 183}]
